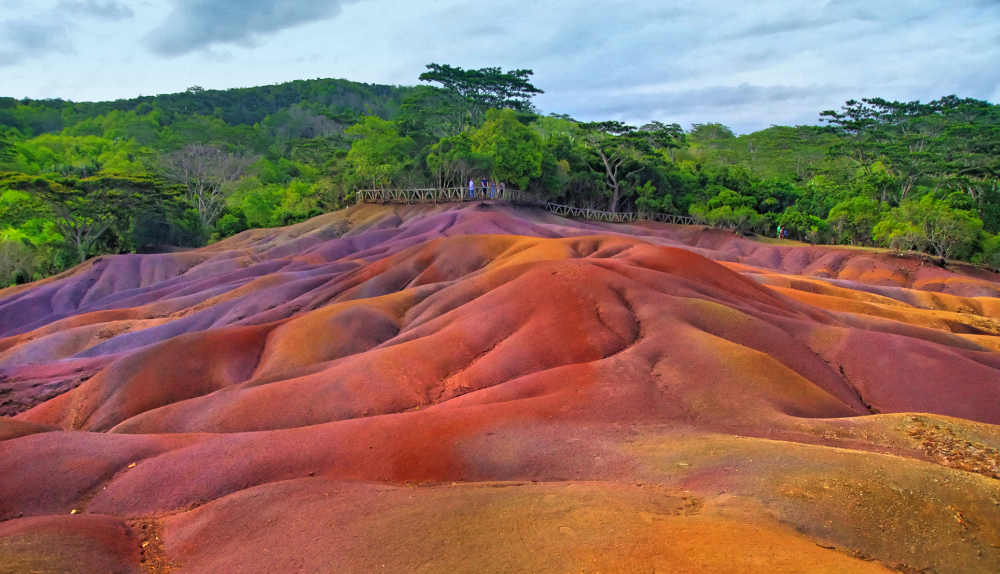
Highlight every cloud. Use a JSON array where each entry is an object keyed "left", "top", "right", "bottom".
[
  {"left": 2, "top": 0, "right": 997, "bottom": 130},
  {"left": 145, "top": 0, "right": 360, "bottom": 56},
  {"left": 0, "top": 2, "right": 134, "bottom": 67},
  {"left": 400, "top": 0, "right": 999, "bottom": 131},
  {"left": 58, "top": 0, "right": 135, "bottom": 20},
  {"left": 546, "top": 83, "right": 845, "bottom": 133},
  {"left": 0, "top": 16, "right": 72, "bottom": 67}
]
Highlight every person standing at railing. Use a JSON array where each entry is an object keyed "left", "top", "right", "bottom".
[
  {"left": 499, "top": 182, "right": 505, "bottom": 198},
  {"left": 480, "top": 177, "right": 488, "bottom": 199},
  {"left": 490, "top": 180, "right": 497, "bottom": 199},
  {"left": 469, "top": 179, "right": 475, "bottom": 200}
]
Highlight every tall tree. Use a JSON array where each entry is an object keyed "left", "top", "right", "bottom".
[
  {"left": 821, "top": 96, "right": 997, "bottom": 204},
  {"left": 471, "top": 109, "right": 543, "bottom": 190},
  {"left": 397, "top": 86, "right": 466, "bottom": 141},
  {"left": 640, "top": 121, "right": 687, "bottom": 162},
  {"left": 578, "top": 121, "right": 650, "bottom": 213},
  {"left": 418, "top": 64, "right": 544, "bottom": 131},
  {"left": 819, "top": 99, "right": 891, "bottom": 170},
  {"left": 345, "top": 115, "right": 415, "bottom": 190},
  {"left": 159, "top": 143, "right": 256, "bottom": 226},
  {"left": 1, "top": 173, "right": 181, "bottom": 263},
  {"left": 873, "top": 195, "right": 983, "bottom": 260},
  {"left": 688, "top": 123, "right": 735, "bottom": 150},
  {"left": 938, "top": 106, "right": 1000, "bottom": 231},
  {"left": 426, "top": 132, "right": 493, "bottom": 188},
  {"left": 827, "top": 196, "right": 886, "bottom": 245}
]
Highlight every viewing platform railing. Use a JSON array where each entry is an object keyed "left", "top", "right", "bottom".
[{"left": 356, "top": 187, "right": 697, "bottom": 226}]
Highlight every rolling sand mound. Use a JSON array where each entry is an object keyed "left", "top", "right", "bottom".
[{"left": 2, "top": 203, "right": 1000, "bottom": 573}]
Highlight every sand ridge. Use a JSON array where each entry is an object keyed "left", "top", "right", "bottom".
[{"left": 1, "top": 203, "right": 999, "bottom": 573}]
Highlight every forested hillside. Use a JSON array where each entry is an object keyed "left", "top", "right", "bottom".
[{"left": 0, "top": 66, "right": 997, "bottom": 286}]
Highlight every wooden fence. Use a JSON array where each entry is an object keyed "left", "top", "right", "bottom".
[{"left": 356, "top": 187, "right": 697, "bottom": 226}]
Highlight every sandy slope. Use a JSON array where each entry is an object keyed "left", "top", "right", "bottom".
[{"left": 1, "top": 203, "right": 999, "bottom": 574}]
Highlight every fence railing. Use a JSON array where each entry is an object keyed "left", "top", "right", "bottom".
[{"left": 356, "top": 187, "right": 697, "bottom": 226}]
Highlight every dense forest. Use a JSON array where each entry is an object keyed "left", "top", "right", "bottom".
[{"left": 0, "top": 66, "right": 998, "bottom": 286}]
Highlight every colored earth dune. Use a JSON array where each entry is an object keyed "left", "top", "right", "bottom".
[{"left": 2, "top": 203, "right": 1000, "bottom": 573}]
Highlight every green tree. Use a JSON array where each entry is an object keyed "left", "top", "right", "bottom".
[
  {"left": 426, "top": 132, "right": 493, "bottom": 188},
  {"left": 973, "top": 234, "right": 1000, "bottom": 269},
  {"left": 640, "top": 121, "right": 687, "bottom": 162},
  {"left": 397, "top": 86, "right": 466, "bottom": 142},
  {"left": 873, "top": 195, "right": 983, "bottom": 260},
  {"left": 471, "top": 109, "right": 543, "bottom": 190},
  {"left": 216, "top": 211, "right": 250, "bottom": 238},
  {"left": 345, "top": 115, "right": 415, "bottom": 190},
  {"left": 0, "top": 132, "right": 16, "bottom": 164},
  {"left": 827, "top": 196, "right": 886, "bottom": 245},
  {"left": 688, "top": 123, "right": 735, "bottom": 150},
  {"left": 851, "top": 162, "right": 898, "bottom": 204},
  {"left": 419, "top": 64, "right": 544, "bottom": 130},
  {"left": 822, "top": 96, "right": 999, "bottom": 208},
  {"left": 689, "top": 188, "right": 765, "bottom": 234},
  {"left": 634, "top": 181, "right": 675, "bottom": 214},
  {"left": 1, "top": 173, "right": 182, "bottom": 263},
  {"left": 940, "top": 115, "right": 1000, "bottom": 232},
  {"left": 777, "top": 207, "right": 829, "bottom": 243},
  {"left": 159, "top": 143, "right": 256, "bottom": 226},
  {"left": 578, "top": 121, "right": 650, "bottom": 213}
]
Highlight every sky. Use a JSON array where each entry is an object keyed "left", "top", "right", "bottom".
[{"left": 0, "top": 0, "right": 998, "bottom": 133}]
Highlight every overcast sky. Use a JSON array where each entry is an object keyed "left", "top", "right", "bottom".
[{"left": 1, "top": 0, "right": 998, "bottom": 133}]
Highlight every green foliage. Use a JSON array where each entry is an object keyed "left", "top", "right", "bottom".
[
  {"left": 0, "top": 240, "right": 42, "bottom": 286},
  {"left": 397, "top": 86, "right": 466, "bottom": 143},
  {"left": 419, "top": 64, "right": 543, "bottom": 130},
  {"left": 471, "top": 109, "right": 544, "bottom": 190},
  {"left": 689, "top": 189, "right": 767, "bottom": 234},
  {"left": 131, "top": 208, "right": 208, "bottom": 249},
  {"left": 227, "top": 176, "right": 324, "bottom": 230},
  {"left": 873, "top": 195, "right": 983, "bottom": 259},
  {"left": 777, "top": 207, "right": 829, "bottom": 243},
  {"left": 973, "top": 234, "right": 1000, "bottom": 269},
  {"left": 1, "top": 173, "right": 183, "bottom": 262},
  {"left": 635, "top": 181, "right": 676, "bottom": 214},
  {"left": 0, "top": 78, "right": 413, "bottom": 138},
  {"left": 216, "top": 211, "right": 250, "bottom": 238},
  {"left": 576, "top": 122, "right": 650, "bottom": 212},
  {"left": 688, "top": 123, "right": 735, "bottom": 145},
  {"left": 827, "top": 196, "right": 887, "bottom": 245},
  {"left": 426, "top": 132, "right": 493, "bottom": 188},
  {"left": 3, "top": 72, "right": 999, "bottom": 284},
  {"left": 0, "top": 131, "right": 16, "bottom": 163},
  {"left": 3, "top": 134, "right": 151, "bottom": 176},
  {"left": 345, "top": 115, "right": 414, "bottom": 189},
  {"left": 532, "top": 116, "right": 581, "bottom": 141}
]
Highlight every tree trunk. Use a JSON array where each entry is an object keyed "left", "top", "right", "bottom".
[
  {"left": 608, "top": 182, "right": 620, "bottom": 213},
  {"left": 75, "top": 228, "right": 88, "bottom": 263}
]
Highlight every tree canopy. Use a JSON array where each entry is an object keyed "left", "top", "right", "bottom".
[
  {"left": 1, "top": 66, "right": 999, "bottom": 286},
  {"left": 0, "top": 173, "right": 181, "bottom": 263},
  {"left": 419, "top": 64, "right": 543, "bottom": 131},
  {"left": 471, "top": 109, "right": 544, "bottom": 190},
  {"left": 346, "top": 115, "right": 415, "bottom": 189}
]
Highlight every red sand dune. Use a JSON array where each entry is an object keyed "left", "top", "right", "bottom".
[{"left": 2, "top": 202, "right": 1000, "bottom": 573}]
